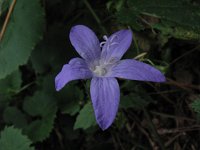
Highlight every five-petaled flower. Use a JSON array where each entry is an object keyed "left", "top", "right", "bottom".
[{"left": 55, "top": 25, "right": 166, "bottom": 130}]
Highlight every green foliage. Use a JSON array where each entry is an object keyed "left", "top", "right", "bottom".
[
  {"left": 24, "top": 115, "right": 56, "bottom": 142},
  {"left": 0, "top": 70, "right": 21, "bottom": 95},
  {"left": 58, "top": 84, "right": 83, "bottom": 115},
  {"left": 3, "top": 106, "right": 27, "bottom": 128},
  {"left": 191, "top": 97, "right": 200, "bottom": 114},
  {"left": 120, "top": 93, "right": 150, "bottom": 110},
  {"left": 117, "top": 0, "right": 200, "bottom": 40},
  {"left": 0, "top": 0, "right": 200, "bottom": 149},
  {"left": 0, "top": 126, "right": 34, "bottom": 150},
  {"left": 23, "top": 91, "right": 57, "bottom": 118},
  {"left": 74, "top": 102, "right": 96, "bottom": 130},
  {"left": 0, "top": 0, "right": 11, "bottom": 14},
  {"left": 30, "top": 24, "right": 73, "bottom": 74},
  {"left": 23, "top": 91, "right": 57, "bottom": 142},
  {"left": 0, "top": 0, "right": 44, "bottom": 79}
]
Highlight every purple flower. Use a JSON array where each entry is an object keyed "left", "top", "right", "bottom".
[{"left": 55, "top": 25, "right": 166, "bottom": 130}]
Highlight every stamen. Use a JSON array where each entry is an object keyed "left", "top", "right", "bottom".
[
  {"left": 100, "top": 35, "right": 109, "bottom": 47},
  {"left": 103, "top": 35, "right": 108, "bottom": 41},
  {"left": 100, "top": 35, "right": 119, "bottom": 49},
  {"left": 93, "top": 65, "right": 107, "bottom": 76},
  {"left": 110, "top": 42, "right": 118, "bottom": 46},
  {"left": 110, "top": 35, "right": 118, "bottom": 42},
  {"left": 100, "top": 41, "right": 106, "bottom": 47}
]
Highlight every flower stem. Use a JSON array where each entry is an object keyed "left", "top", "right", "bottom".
[
  {"left": 83, "top": 0, "right": 107, "bottom": 34},
  {"left": 132, "top": 32, "right": 139, "bottom": 54}
]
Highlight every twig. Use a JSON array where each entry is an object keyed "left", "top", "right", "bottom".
[
  {"left": 0, "top": 0, "right": 17, "bottom": 42},
  {"left": 150, "top": 111, "right": 195, "bottom": 122},
  {"left": 132, "top": 32, "right": 140, "bottom": 55},
  {"left": 134, "top": 52, "right": 147, "bottom": 60},
  {"left": 54, "top": 128, "right": 64, "bottom": 149},
  {"left": 83, "top": 0, "right": 107, "bottom": 34},
  {"left": 158, "top": 125, "right": 200, "bottom": 135},
  {"left": 166, "top": 78, "right": 200, "bottom": 91},
  {"left": 137, "top": 123, "right": 158, "bottom": 149},
  {"left": 169, "top": 45, "right": 200, "bottom": 66},
  {"left": 165, "top": 133, "right": 184, "bottom": 147},
  {"left": 146, "top": 82, "right": 175, "bottom": 105},
  {"left": 143, "top": 109, "right": 166, "bottom": 150}
]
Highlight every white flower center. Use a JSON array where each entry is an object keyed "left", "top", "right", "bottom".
[{"left": 93, "top": 65, "right": 107, "bottom": 76}]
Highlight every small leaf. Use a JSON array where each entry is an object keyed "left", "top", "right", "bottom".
[
  {"left": 58, "top": 84, "right": 83, "bottom": 116},
  {"left": 74, "top": 102, "right": 96, "bottom": 130},
  {"left": 0, "top": 126, "right": 34, "bottom": 150},
  {"left": 191, "top": 97, "right": 200, "bottom": 114},
  {"left": 115, "top": 112, "right": 127, "bottom": 129},
  {"left": 0, "top": 0, "right": 11, "bottom": 14},
  {"left": 120, "top": 93, "right": 150, "bottom": 110},
  {"left": 24, "top": 114, "right": 56, "bottom": 142},
  {"left": 3, "top": 106, "right": 27, "bottom": 128},
  {"left": 23, "top": 91, "right": 57, "bottom": 118},
  {"left": 0, "top": 70, "right": 21, "bottom": 94}
]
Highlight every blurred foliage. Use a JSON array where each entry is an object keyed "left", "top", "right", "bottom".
[
  {"left": 0, "top": 0, "right": 200, "bottom": 149},
  {"left": 0, "top": 126, "right": 34, "bottom": 150}
]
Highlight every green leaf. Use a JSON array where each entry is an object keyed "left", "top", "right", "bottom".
[
  {"left": 3, "top": 106, "right": 27, "bottom": 128},
  {"left": 0, "top": 0, "right": 44, "bottom": 79},
  {"left": 128, "top": 0, "right": 200, "bottom": 29},
  {"left": 23, "top": 91, "right": 57, "bottom": 118},
  {"left": 74, "top": 102, "right": 96, "bottom": 130},
  {"left": 30, "top": 24, "right": 75, "bottom": 74},
  {"left": 0, "top": 0, "right": 11, "bottom": 14},
  {"left": 117, "top": 0, "right": 200, "bottom": 39},
  {"left": 191, "top": 97, "right": 200, "bottom": 114},
  {"left": 58, "top": 84, "right": 83, "bottom": 116},
  {"left": 0, "top": 126, "right": 34, "bottom": 150},
  {"left": 0, "top": 70, "right": 21, "bottom": 94},
  {"left": 120, "top": 93, "right": 150, "bottom": 110},
  {"left": 24, "top": 114, "right": 56, "bottom": 142},
  {"left": 115, "top": 112, "right": 127, "bottom": 129},
  {"left": 153, "top": 22, "right": 200, "bottom": 40},
  {"left": 23, "top": 91, "right": 57, "bottom": 142}
]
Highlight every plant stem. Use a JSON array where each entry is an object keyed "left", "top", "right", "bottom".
[
  {"left": 132, "top": 32, "right": 139, "bottom": 54},
  {"left": 143, "top": 108, "right": 166, "bottom": 150},
  {"left": 83, "top": 0, "right": 107, "bottom": 34},
  {"left": 0, "top": 0, "right": 17, "bottom": 42}
]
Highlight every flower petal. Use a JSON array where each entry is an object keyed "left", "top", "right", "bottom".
[
  {"left": 90, "top": 77, "right": 120, "bottom": 130},
  {"left": 111, "top": 59, "right": 166, "bottom": 82},
  {"left": 101, "top": 29, "right": 132, "bottom": 63},
  {"left": 55, "top": 58, "right": 92, "bottom": 91},
  {"left": 69, "top": 25, "right": 101, "bottom": 62}
]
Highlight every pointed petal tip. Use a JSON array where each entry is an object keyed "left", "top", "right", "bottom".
[
  {"left": 55, "top": 85, "right": 61, "bottom": 91},
  {"left": 55, "top": 78, "right": 62, "bottom": 91},
  {"left": 154, "top": 72, "right": 166, "bottom": 83},
  {"left": 161, "top": 75, "right": 166, "bottom": 82},
  {"left": 100, "top": 126, "right": 109, "bottom": 131},
  {"left": 124, "top": 29, "right": 133, "bottom": 37},
  {"left": 55, "top": 88, "right": 61, "bottom": 92},
  {"left": 159, "top": 75, "right": 166, "bottom": 82},
  {"left": 100, "top": 123, "right": 112, "bottom": 131}
]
